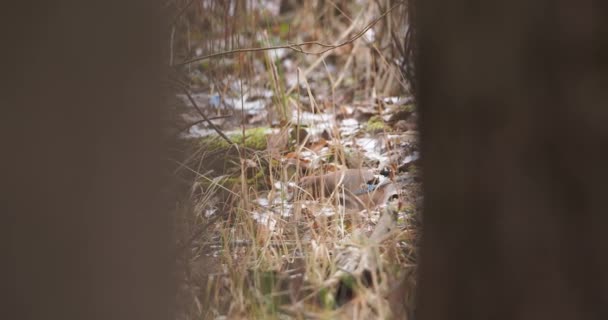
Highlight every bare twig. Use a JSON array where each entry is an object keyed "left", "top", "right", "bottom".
[
  {"left": 285, "top": 11, "right": 363, "bottom": 96},
  {"left": 169, "top": 0, "right": 197, "bottom": 26},
  {"left": 175, "top": 2, "right": 404, "bottom": 66},
  {"left": 181, "top": 88, "right": 234, "bottom": 145},
  {"left": 176, "top": 114, "right": 233, "bottom": 135}
]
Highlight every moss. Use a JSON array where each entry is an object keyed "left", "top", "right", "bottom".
[
  {"left": 197, "top": 135, "right": 231, "bottom": 151},
  {"left": 230, "top": 127, "right": 269, "bottom": 150},
  {"left": 319, "top": 287, "right": 336, "bottom": 309},
  {"left": 193, "top": 128, "right": 271, "bottom": 191},
  {"left": 367, "top": 115, "right": 382, "bottom": 124},
  {"left": 198, "top": 127, "right": 270, "bottom": 151},
  {"left": 400, "top": 103, "right": 416, "bottom": 113},
  {"left": 365, "top": 115, "right": 391, "bottom": 133}
]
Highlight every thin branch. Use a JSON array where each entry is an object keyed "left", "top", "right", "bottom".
[
  {"left": 176, "top": 114, "right": 233, "bottom": 135},
  {"left": 181, "top": 88, "right": 235, "bottom": 145},
  {"left": 175, "top": 2, "right": 404, "bottom": 66},
  {"left": 169, "top": 0, "right": 197, "bottom": 26}
]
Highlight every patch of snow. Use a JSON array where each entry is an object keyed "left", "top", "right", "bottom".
[
  {"left": 181, "top": 127, "right": 216, "bottom": 139},
  {"left": 252, "top": 211, "right": 277, "bottom": 231},
  {"left": 383, "top": 96, "right": 401, "bottom": 104},
  {"left": 224, "top": 97, "right": 266, "bottom": 111},
  {"left": 355, "top": 137, "right": 380, "bottom": 153},
  {"left": 256, "top": 197, "right": 269, "bottom": 207},
  {"left": 402, "top": 151, "right": 420, "bottom": 165},
  {"left": 339, "top": 118, "right": 359, "bottom": 136},
  {"left": 293, "top": 112, "right": 334, "bottom": 125},
  {"left": 364, "top": 28, "right": 376, "bottom": 42}
]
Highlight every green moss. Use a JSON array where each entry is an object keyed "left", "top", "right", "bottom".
[
  {"left": 198, "top": 127, "right": 270, "bottom": 151},
  {"left": 319, "top": 287, "right": 336, "bottom": 309},
  {"left": 197, "top": 135, "right": 231, "bottom": 151},
  {"left": 367, "top": 115, "right": 382, "bottom": 124},
  {"left": 365, "top": 115, "right": 391, "bottom": 133},
  {"left": 230, "top": 127, "right": 269, "bottom": 150},
  {"left": 400, "top": 103, "right": 416, "bottom": 113},
  {"left": 367, "top": 121, "right": 386, "bottom": 133},
  {"left": 194, "top": 128, "right": 270, "bottom": 191}
]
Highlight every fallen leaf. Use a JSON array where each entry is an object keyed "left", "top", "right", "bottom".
[{"left": 305, "top": 137, "right": 328, "bottom": 153}]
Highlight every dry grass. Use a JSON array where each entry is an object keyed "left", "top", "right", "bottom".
[
  {"left": 175, "top": 155, "right": 419, "bottom": 319},
  {"left": 168, "top": 1, "right": 419, "bottom": 319}
]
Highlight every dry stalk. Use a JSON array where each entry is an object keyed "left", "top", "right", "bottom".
[{"left": 176, "top": 2, "right": 403, "bottom": 67}]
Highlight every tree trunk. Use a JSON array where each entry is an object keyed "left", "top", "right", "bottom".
[{"left": 416, "top": 1, "right": 608, "bottom": 319}]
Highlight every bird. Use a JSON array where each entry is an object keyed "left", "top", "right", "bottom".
[{"left": 298, "top": 168, "right": 400, "bottom": 210}]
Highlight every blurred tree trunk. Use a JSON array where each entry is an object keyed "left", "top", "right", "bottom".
[
  {"left": 4, "top": 1, "right": 165, "bottom": 320},
  {"left": 416, "top": 1, "right": 608, "bottom": 319}
]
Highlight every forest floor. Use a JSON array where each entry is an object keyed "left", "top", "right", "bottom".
[{"left": 168, "top": 1, "right": 420, "bottom": 319}]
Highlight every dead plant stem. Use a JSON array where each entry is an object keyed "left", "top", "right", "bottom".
[
  {"left": 181, "top": 87, "right": 235, "bottom": 145},
  {"left": 175, "top": 2, "right": 403, "bottom": 66}
]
